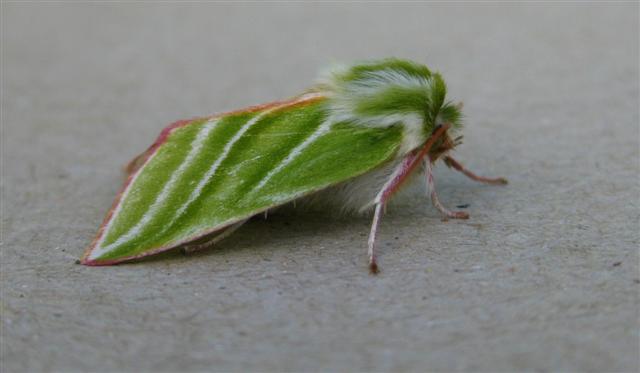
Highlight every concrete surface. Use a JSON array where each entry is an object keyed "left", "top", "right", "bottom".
[{"left": 2, "top": 3, "right": 638, "bottom": 372}]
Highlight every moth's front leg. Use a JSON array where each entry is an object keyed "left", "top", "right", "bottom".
[
  {"left": 367, "top": 124, "right": 450, "bottom": 274},
  {"left": 368, "top": 154, "right": 417, "bottom": 274}
]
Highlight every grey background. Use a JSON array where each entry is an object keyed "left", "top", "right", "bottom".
[{"left": 2, "top": 3, "right": 638, "bottom": 372}]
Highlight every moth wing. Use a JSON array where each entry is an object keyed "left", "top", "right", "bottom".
[{"left": 82, "top": 95, "right": 403, "bottom": 264}]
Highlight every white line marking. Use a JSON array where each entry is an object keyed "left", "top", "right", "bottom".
[
  {"left": 253, "top": 118, "right": 333, "bottom": 191},
  {"left": 93, "top": 99, "right": 302, "bottom": 259},
  {"left": 90, "top": 119, "right": 219, "bottom": 259},
  {"left": 167, "top": 110, "right": 272, "bottom": 227}
]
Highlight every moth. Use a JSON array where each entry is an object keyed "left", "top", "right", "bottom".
[{"left": 81, "top": 58, "right": 506, "bottom": 273}]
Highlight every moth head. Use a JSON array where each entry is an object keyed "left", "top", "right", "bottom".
[{"left": 319, "top": 58, "right": 463, "bottom": 139}]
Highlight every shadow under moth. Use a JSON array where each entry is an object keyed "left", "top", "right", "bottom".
[{"left": 81, "top": 58, "right": 507, "bottom": 273}]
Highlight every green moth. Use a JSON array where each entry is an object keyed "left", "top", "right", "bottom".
[{"left": 82, "top": 58, "right": 506, "bottom": 273}]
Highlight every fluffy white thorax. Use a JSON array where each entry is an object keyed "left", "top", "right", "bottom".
[{"left": 319, "top": 66, "right": 433, "bottom": 156}]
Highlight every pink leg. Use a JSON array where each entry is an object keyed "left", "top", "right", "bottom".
[
  {"left": 444, "top": 156, "right": 508, "bottom": 185},
  {"left": 368, "top": 154, "right": 417, "bottom": 274},
  {"left": 367, "top": 124, "right": 451, "bottom": 274},
  {"left": 367, "top": 203, "right": 384, "bottom": 274},
  {"left": 424, "top": 159, "right": 469, "bottom": 220}
]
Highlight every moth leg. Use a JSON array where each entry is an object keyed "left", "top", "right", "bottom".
[
  {"left": 368, "top": 155, "right": 416, "bottom": 274},
  {"left": 444, "top": 156, "right": 508, "bottom": 185},
  {"left": 368, "top": 203, "right": 384, "bottom": 274},
  {"left": 367, "top": 124, "right": 452, "bottom": 274},
  {"left": 424, "top": 159, "right": 469, "bottom": 220},
  {"left": 182, "top": 219, "right": 248, "bottom": 254}
]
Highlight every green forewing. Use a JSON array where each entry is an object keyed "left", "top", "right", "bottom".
[{"left": 92, "top": 99, "right": 402, "bottom": 261}]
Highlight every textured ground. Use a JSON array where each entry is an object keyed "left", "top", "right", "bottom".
[{"left": 2, "top": 3, "right": 638, "bottom": 372}]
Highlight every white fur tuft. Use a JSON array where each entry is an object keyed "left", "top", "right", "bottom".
[
  {"left": 293, "top": 158, "right": 424, "bottom": 216},
  {"left": 319, "top": 66, "right": 434, "bottom": 156}
]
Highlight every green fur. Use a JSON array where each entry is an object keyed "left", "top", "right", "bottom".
[
  {"left": 354, "top": 86, "right": 431, "bottom": 116},
  {"left": 336, "top": 58, "right": 433, "bottom": 82},
  {"left": 327, "top": 59, "right": 461, "bottom": 133}
]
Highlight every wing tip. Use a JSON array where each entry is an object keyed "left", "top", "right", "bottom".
[
  {"left": 79, "top": 239, "right": 168, "bottom": 266},
  {"left": 79, "top": 243, "right": 118, "bottom": 266},
  {"left": 79, "top": 247, "right": 153, "bottom": 266}
]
